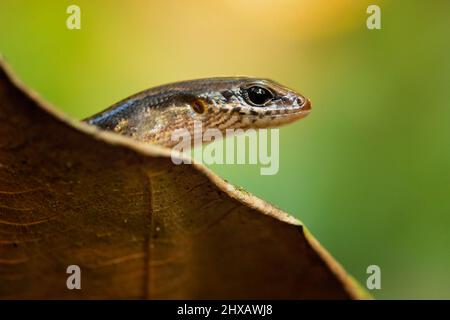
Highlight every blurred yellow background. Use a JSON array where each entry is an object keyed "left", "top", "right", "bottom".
[{"left": 1, "top": 0, "right": 449, "bottom": 299}]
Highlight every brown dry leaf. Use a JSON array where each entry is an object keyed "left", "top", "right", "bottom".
[{"left": 0, "top": 59, "right": 367, "bottom": 299}]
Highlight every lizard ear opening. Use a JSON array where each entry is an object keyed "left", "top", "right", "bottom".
[
  {"left": 191, "top": 98, "right": 208, "bottom": 114},
  {"left": 173, "top": 94, "right": 208, "bottom": 115}
]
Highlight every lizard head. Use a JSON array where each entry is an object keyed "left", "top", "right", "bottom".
[{"left": 191, "top": 77, "right": 311, "bottom": 130}]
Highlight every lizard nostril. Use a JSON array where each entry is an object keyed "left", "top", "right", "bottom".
[{"left": 300, "top": 98, "right": 311, "bottom": 111}]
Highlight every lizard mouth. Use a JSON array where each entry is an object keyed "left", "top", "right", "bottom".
[
  {"left": 282, "top": 97, "right": 312, "bottom": 120},
  {"left": 249, "top": 103, "right": 311, "bottom": 129},
  {"left": 262, "top": 98, "right": 312, "bottom": 127}
]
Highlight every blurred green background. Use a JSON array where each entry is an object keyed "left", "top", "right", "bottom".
[{"left": 1, "top": 0, "right": 449, "bottom": 299}]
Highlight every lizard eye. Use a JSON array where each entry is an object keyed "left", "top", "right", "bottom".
[{"left": 244, "top": 86, "right": 274, "bottom": 106}]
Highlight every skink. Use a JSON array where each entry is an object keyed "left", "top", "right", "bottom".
[{"left": 83, "top": 77, "right": 311, "bottom": 147}]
